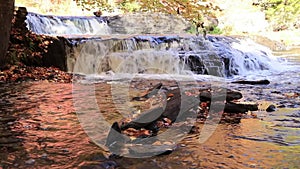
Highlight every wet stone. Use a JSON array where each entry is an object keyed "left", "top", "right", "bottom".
[
  {"left": 41, "top": 153, "right": 48, "bottom": 159},
  {"left": 0, "top": 117, "right": 17, "bottom": 123},
  {"left": 277, "top": 104, "right": 286, "bottom": 108},
  {"left": 25, "top": 159, "right": 35, "bottom": 165},
  {"left": 100, "top": 161, "right": 118, "bottom": 169},
  {"left": 228, "top": 155, "right": 235, "bottom": 158},
  {"left": 0, "top": 137, "right": 21, "bottom": 144},
  {"left": 7, "top": 122, "right": 14, "bottom": 125},
  {"left": 266, "top": 105, "right": 276, "bottom": 112}
]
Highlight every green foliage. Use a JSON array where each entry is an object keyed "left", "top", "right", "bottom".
[
  {"left": 254, "top": 0, "right": 300, "bottom": 30},
  {"left": 74, "top": 0, "right": 114, "bottom": 11},
  {"left": 73, "top": 0, "right": 222, "bottom": 31},
  {"left": 118, "top": 0, "right": 140, "bottom": 12},
  {"left": 125, "top": 0, "right": 222, "bottom": 24},
  {"left": 187, "top": 24, "right": 222, "bottom": 35},
  {"left": 187, "top": 24, "right": 198, "bottom": 34},
  {"left": 221, "top": 26, "right": 233, "bottom": 35},
  {"left": 208, "top": 26, "right": 222, "bottom": 34}
]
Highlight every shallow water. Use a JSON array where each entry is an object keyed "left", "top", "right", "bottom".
[{"left": 0, "top": 49, "right": 300, "bottom": 168}]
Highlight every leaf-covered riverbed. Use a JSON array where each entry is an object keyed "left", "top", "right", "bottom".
[{"left": 0, "top": 69, "right": 299, "bottom": 168}]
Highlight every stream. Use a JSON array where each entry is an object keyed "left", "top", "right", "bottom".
[{"left": 0, "top": 12, "right": 300, "bottom": 168}]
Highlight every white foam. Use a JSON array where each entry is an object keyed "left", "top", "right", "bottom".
[
  {"left": 225, "top": 38, "right": 291, "bottom": 77},
  {"left": 26, "top": 13, "right": 111, "bottom": 35}
]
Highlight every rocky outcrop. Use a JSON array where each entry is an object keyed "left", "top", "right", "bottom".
[
  {"left": 247, "top": 35, "right": 286, "bottom": 51},
  {"left": 42, "top": 36, "right": 67, "bottom": 71},
  {"left": 107, "top": 13, "right": 192, "bottom": 34},
  {"left": 13, "top": 7, "right": 28, "bottom": 31},
  {"left": 6, "top": 7, "right": 67, "bottom": 71}
]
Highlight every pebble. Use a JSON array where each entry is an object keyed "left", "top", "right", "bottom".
[
  {"left": 101, "top": 161, "right": 118, "bottom": 169},
  {"left": 7, "top": 122, "right": 14, "bottom": 125},
  {"left": 25, "top": 159, "right": 35, "bottom": 165},
  {"left": 266, "top": 105, "right": 276, "bottom": 112},
  {"left": 228, "top": 155, "right": 235, "bottom": 158},
  {"left": 180, "top": 144, "right": 187, "bottom": 147},
  {"left": 41, "top": 153, "right": 48, "bottom": 159},
  {"left": 0, "top": 117, "right": 16, "bottom": 123}
]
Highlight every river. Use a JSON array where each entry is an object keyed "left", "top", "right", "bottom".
[
  {"left": 1, "top": 47, "right": 299, "bottom": 168},
  {"left": 0, "top": 13, "right": 300, "bottom": 168}
]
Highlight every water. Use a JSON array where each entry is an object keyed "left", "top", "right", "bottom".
[
  {"left": 1, "top": 12, "right": 300, "bottom": 168},
  {"left": 26, "top": 13, "right": 289, "bottom": 78},
  {"left": 66, "top": 34, "right": 290, "bottom": 79},
  {"left": 1, "top": 61, "right": 300, "bottom": 167},
  {"left": 68, "top": 35, "right": 225, "bottom": 77},
  {"left": 26, "top": 12, "right": 111, "bottom": 36}
]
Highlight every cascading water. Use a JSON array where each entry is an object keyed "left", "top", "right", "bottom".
[
  {"left": 68, "top": 35, "right": 225, "bottom": 77},
  {"left": 208, "top": 36, "right": 288, "bottom": 77},
  {"left": 26, "top": 12, "right": 111, "bottom": 35},
  {"left": 25, "top": 12, "right": 288, "bottom": 78},
  {"left": 67, "top": 35, "right": 287, "bottom": 78}
]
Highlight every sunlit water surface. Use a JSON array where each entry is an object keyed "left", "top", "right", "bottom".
[{"left": 0, "top": 48, "right": 300, "bottom": 168}]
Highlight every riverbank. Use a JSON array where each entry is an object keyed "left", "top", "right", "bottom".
[
  {"left": 212, "top": 0, "right": 300, "bottom": 50},
  {"left": 0, "top": 65, "right": 72, "bottom": 83},
  {"left": 258, "top": 29, "right": 300, "bottom": 48}
]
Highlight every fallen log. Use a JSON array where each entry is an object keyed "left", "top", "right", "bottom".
[
  {"left": 106, "top": 87, "right": 199, "bottom": 156},
  {"left": 106, "top": 84, "right": 259, "bottom": 156},
  {"left": 199, "top": 89, "right": 243, "bottom": 102},
  {"left": 123, "top": 88, "right": 199, "bottom": 130},
  {"left": 232, "top": 79, "right": 270, "bottom": 85},
  {"left": 223, "top": 102, "right": 258, "bottom": 113},
  {"left": 132, "top": 83, "right": 163, "bottom": 101},
  {"left": 105, "top": 122, "right": 130, "bottom": 153},
  {"left": 162, "top": 88, "right": 199, "bottom": 122},
  {"left": 121, "top": 107, "right": 164, "bottom": 131}
]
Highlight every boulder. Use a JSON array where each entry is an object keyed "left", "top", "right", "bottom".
[{"left": 107, "top": 13, "right": 191, "bottom": 34}]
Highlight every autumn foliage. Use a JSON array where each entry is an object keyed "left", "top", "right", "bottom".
[
  {"left": 1, "top": 7, "right": 72, "bottom": 83},
  {"left": 74, "top": 0, "right": 221, "bottom": 23}
]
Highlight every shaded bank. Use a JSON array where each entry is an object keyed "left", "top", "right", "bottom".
[
  {"left": 0, "top": 0, "right": 14, "bottom": 67},
  {"left": 6, "top": 7, "right": 68, "bottom": 71}
]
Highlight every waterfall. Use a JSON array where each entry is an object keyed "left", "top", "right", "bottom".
[
  {"left": 25, "top": 12, "right": 286, "bottom": 78},
  {"left": 208, "top": 36, "right": 287, "bottom": 76},
  {"left": 68, "top": 35, "right": 284, "bottom": 77},
  {"left": 68, "top": 35, "right": 224, "bottom": 76},
  {"left": 26, "top": 12, "right": 111, "bottom": 35}
]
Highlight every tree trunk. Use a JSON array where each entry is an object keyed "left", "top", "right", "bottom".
[{"left": 0, "top": 0, "right": 15, "bottom": 68}]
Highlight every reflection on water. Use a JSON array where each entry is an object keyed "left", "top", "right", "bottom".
[
  {"left": 1, "top": 76, "right": 300, "bottom": 168},
  {"left": 0, "top": 47, "right": 299, "bottom": 168},
  {"left": 0, "top": 82, "right": 107, "bottom": 168}
]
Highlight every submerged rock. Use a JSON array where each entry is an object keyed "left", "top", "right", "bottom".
[
  {"left": 266, "top": 104, "right": 276, "bottom": 112},
  {"left": 232, "top": 79, "right": 270, "bottom": 85},
  {"left": 101, "top": 161, "right": 118, "bottom": 169},
  {"left": 25, "top": 159, "right": 35, "bottom": 165}
]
